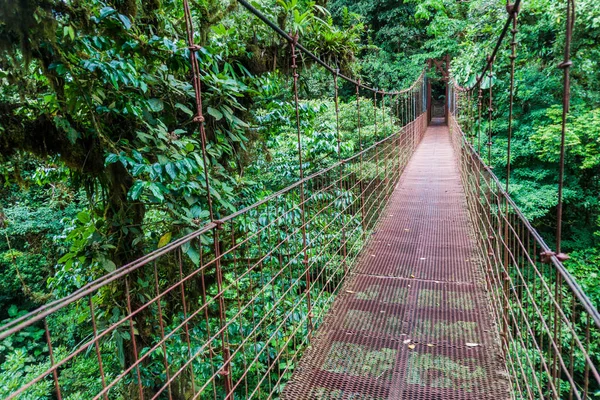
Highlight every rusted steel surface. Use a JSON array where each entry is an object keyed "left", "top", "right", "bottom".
[{"left": 283, "top": 119, "right": 511, "bottom": 399}]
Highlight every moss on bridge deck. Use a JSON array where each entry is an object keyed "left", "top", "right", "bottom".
[{"left": 283, "top": 119, "right": 511, "bottom": 400}]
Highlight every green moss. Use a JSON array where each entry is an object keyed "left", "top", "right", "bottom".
[
  {"left": 343, "top": 309, "right": 375, "bottom": 331},
  {"left": 406, "top": 352, "right": 485, "bottom": 392},
  {"left": 310, "top": 387, "right": 382, "bottom": 400},
  {"left": 343, "top": 309, "right": 403, "bottom": 335},
  {"left": 355, "top": 285, "right": 407, "bottom": 304},
  {"left": 322, "top": 342, "right": 397, "bottom": 380},
  {"left": 417, "top": 289, "right": 474, "bottom": 310},
  {"left": 412, "top": 320, "right": 478, "bottom": 341},
  {"left": 383, "top": 314, "right": 403, "bottom": 334},
  {"left": 355, "top": 285, "right": 380, "bottom": 300}
]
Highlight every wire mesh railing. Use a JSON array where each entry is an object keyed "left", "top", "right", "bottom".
[
  {"left": 0, "top": 0, "right": 432, "bottom": 397},
  {"left": 0, "top": 100, "right": 427, "bottom": 399},
  {"left": 449, "top": 110, "right": 600, "bottom": 399}
]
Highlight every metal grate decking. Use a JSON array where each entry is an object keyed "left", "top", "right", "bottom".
[{"left": 283, "top": 119, "right": 511, "bottom": 400}]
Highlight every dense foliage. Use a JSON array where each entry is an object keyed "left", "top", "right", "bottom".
[
  {"left": 0, "top": 0, "right": 395, "bottom": 397},
  {"left": 330, "top": 0, "right": 600, "bottom": 306},
  {"left": 0, "top": 0, "right": 598, "bottom": 398},
  {"left": 423, "top": 0, "right": 599, "bottom": 304}
]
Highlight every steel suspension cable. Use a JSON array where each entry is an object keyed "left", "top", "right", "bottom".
[
  {"left": 487, "top": 57, "right": 494, "bottom": 167},
  {"left": 477, "top": 87, "right": 483, "bottom": 155},
  {"left": 355, "top": 82, "right": 366, "bottom": 238},
  {"left": 556, "top": 0, "right": 575, "bottom": 257},
  {"left": 183, "top": 0, "right": 215, "bottom": 222},
  {"left": 235, "top": 0, "right": 417, "bottom": 95},
  {"left": 506, "top": 4, "right": 519, "bottom": 192},
  {"left": 290, "top": 34, "right": 313, "bottom": 333},
  {"left": 183, "top": 2, "right": 229, "bottom": 396},
  {"left": 333, "top": 71, "right": 347, "bottom": 272},
  {"left": 460, "top": 0, "right": 522, "bottom": 92}
]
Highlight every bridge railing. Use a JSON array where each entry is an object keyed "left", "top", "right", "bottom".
[
  {"left": 0, "top": 103, "right": 427, "bottom": 398},
  {"left": 449, "top": 111, "right": 600, "bottom": 399},
  {"left": 0, "top": 0, "right": 431, "bottom": 395}
]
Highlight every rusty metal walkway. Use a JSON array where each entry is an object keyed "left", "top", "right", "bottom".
[{"left": 283, "top": 119, "right": 511, "bottom": 399}]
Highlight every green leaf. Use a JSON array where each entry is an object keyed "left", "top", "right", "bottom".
[
  {"left": 158, "top": 232, "right": 172, "bottom": 248},
  {"left": 105, "top": 153, "right": 119, "bottom": 165},
  {"left": 130, "top": 181, "right": 145, "bottom": 200},
  {"left": 77, "top": 211, "right": 91, "bottom": 224},
  {"left": 57, "top": 253, "right": 74, "bottom": 264},
  {"left": 118, "top": 14, "right": 132, "bottom": 30},
  {"left": 191, "top": 207, "right": 210, "bottom": 219},
  {"left": 157, "top": 155, "right": 169, "bottom": 165},
  {"left": 63, "top": 25, "right": 75, "bottom": 41},
  {"left": 99, "top": 6, "right": 116, "bottom": 19},
  {"left": 8, "top": 304, "right": 18, "bottom": 317},
  {"left": 132, "top": 164, "right": 147, "bottom": 176},
  {"left": 207, "top": 106, "right": 223, "bottom": 120},
  {"left": 175, "top": 103, "right": 194, "bottom": 116},
  {"left": 165, "top": 163, "right": 177, "bottom": 180},
  {"left": 43, "top": 94, "right": 55, "bottom": 105},
  {"left": 148, "top": 183, "right": 165, "bottom": 201},
  {"left": 148, "top": 98, "right": 164, "bottom": 112},
  {"left": 231, "top": 115, "right": 249, "bottom": 128},
  {"left": 102, "top": 259, "right": 116, "bottom": 272},
  {"left": 184, "top": 245, "right": 200, "bottom": 265}
]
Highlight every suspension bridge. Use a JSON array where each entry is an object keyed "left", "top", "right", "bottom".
[{"left": 1, "top": 0, "right": 599, "bottom": 399}]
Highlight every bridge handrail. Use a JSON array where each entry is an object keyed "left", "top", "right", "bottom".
[
  {"left": 0, "top": 115, "right": 424, "bottom": 339},
  {"left": 450, "top": 111, "right": 600, "bottom": 328},
  {"left": 0, "top": 2, "right": 430, "bottom": 393},
  {"left": 0, "top": 105, "right": 428, "bottom": 399},
  {"left": 0, "top": 0, "right": 428, "bottom": 340}
]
